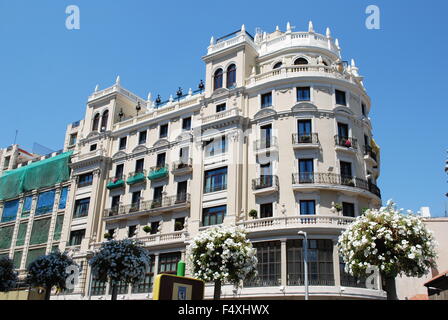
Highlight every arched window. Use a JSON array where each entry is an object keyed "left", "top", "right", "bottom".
[
  {"left": 214, "top": 69, "right": 223, "bottom": 90},
  {"left": 226, "top": 64, "right": 236, "bottom": 88},
  {"left": 294, "top": 58, "right": 309, "bottom": 65},
  {"left": 273, "top": 62, "right": 283, "bottom": 69},
  {"left": 92, "top": 113, "right": 100, "bottom": 131},
  {"left": 100, "top": 110, "right": 109, "bottom": 132}
]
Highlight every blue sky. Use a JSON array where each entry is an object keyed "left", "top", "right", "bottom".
[{"left": 0, "top": 0, "right": 447, "bottom": 216}]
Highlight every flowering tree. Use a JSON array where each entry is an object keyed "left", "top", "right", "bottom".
[
  {"left": 88, "top": 239, "right": 150, "bottom": 300},
  {"left": 26, "top": 251, "right": 76, "bottom": 300},
  {"left": 0, "top": 257, "right": 18, "bottom": 292},
  {"left": 338, "top": 201, "right": 438, "bottom": 300},
  {"left": 188, "top": 226, "right": 258, "bottom": 300}
]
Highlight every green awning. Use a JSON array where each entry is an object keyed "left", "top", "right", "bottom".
[
  {"left": 126, "top": 173, "right": 145, "bottom": 185},
  {"left": 107, "top": 179, "right": 125, "bottom": 190},
  {"left": 0, "top": 151, "right": 73, "bottom": 201},
  {"left": 148, "top": 168, "right": 168, "bottom": 181}
]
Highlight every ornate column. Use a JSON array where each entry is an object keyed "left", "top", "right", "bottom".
[
  {"left": 332, "top": 238, "right": 341, "bottom": 288},
  {"left": 281, "top": 239, "right": 288, "bottom": 287}
]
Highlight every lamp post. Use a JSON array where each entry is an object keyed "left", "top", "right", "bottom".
[{"left": 298, "top": 231, "right": 309, "bottom": 300}]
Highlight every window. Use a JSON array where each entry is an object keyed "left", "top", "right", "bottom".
[
  {"left": 299, "top": 159, "right": 314, "bottom": 183},
  {"left": 204, "top": 167, "right": 227, "bottom": 193},
  {"left": 294, "top": 57, "right": 309, "bottom": 65},
  {"left": 300, "top": 200, "right": 316, "bottom": 215},
  {"left": 111, "top": 196, "right": 120, "bottom": 211},
  {"left": 204, "top": 136, "right": 227, "bottom": 157},
  {"left": 91, "top": 277, "right": 107, "bottom": 296},
  {"left": 246, "top": 242, "right": 281, "bottom": 287},
  {"left": 260, "top": 124, "right": 272, "bottom": 149},
  {"left": 119, "top": 137, "right": 127, "bottom": 150},
  {"left": 1, "top": 200, "right": 19, "bottom": 223},
  {"left": 340, "top": 256, "right": 367, "bottom": 288},
  {"left": 78, "top": 173, "right": 93, "bottom": 188},
  {"left": 128, "top": 225, "right": 137, "bottom": 238},
  {"left": 153, "top": 187, "right": 163, "bottom": 203},
  {"left": 36, "top": 190, "right": 56, "bottom": 216},
  {"left": 69, "top": 134, "right": 77, "bottom": 146},
  {"left": 59, "top": 187, "right": 68, "bottom": 210},
  {"left": 135, "top": 159, "right": 145, "bottom": 173},
  {"left": 177, "top": 181, "right": 188, "bottom": 202},
  {"left": 182, "top": 117, "right": 192, "bottom": 131},
  {"left": 261, "top": 92, "right": 272, "bottom": 108},
  {"left": 130, "top": 192, "right": 141, "bottom": 212},
  {"left": 337, "top": 123, "right": 349, "bottom": 139},
  {"left": 342, "top": 202, "right": 355, "bottom": 217},
  {"left": 214, "top": 69, "right": 223, "bottom": 90},
  {"left": 297, "top": 87, "right": 311, "bottom": 101},
  {"left": 22, "top": 196, "right": 33, "bottom": 217},
  {"left": 156, "top": 153, "right": 166, "bottom": 168},
  {"left": 159, "top": 252, "right": 181, "bottom": 275},
  {"left": 298, "top": 120, "right": 312, "bottom": 137},
  {"left": 90, "top": 144, "right": 97, "bottom": 152},
  {"left": 287, "top": 239, "right": 334, "bottom": 286},
  {"left": 216, "top": 103, "right": 226, "bottom": 113},
  {"left": 92, "top": 113, "right": 100, "bottom": 131},
  {"left": 69, "top": 229, "right": 85, "bottom": 246},
  {"left": 132, "top": 255, "right": 155, "bottom": 293},
  {"left": 100, "top": 110, "right": 109, "bottom": 132},
  {"left": 260, "top": 203, "right": 273, "bottom": 218},
  {"left": 139, "top": 130, "right": 147, "bottom": 145},
  {"left": 179, "top": 147, "right": 189, "bottom": 163},
  {"left": 150, "top": 221, "right": 159, "bottom": 234},
  {"left": 335, "top": 90, "right": 347, "bottom": 106},
  {"left": 273, "top": 62, "right": 283, "bottom": 69},
  {"left": 340, "top": 161, "right": 353, "bottom": 178},
  {"left": 202, "top": 205, "right": 226, "bottom": 226},
  {"left": 361, "top": 103, "right": 367, "bottom": 116},
  {"left": 175, "top": 218, "right": 185, "bottom": 231},
  {"left": 115, "top": 164, "right": 124, "bottom": 179},
  {"left": 159, "top": 124, "right": 168, "bottom": 138},
  {"left": 226, "top": 64, "right": 236, "bottom": 88},
  {"left": 73, "top": 198, "right": 90, "bottom": 219}
]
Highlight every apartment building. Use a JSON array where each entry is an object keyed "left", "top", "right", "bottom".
[{"left": 0, "top": 22, "right": 385, "bottom": 300}]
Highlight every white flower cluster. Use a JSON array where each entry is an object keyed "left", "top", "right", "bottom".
[
  {"left": 338, "top": 200, "right": 438, "bottom": 278},
  {"left": 187, "top": 225, "right": 258, "bottom": 287},
  {"left": 89, "top": 239, "right": 151, "bottom": 285}
]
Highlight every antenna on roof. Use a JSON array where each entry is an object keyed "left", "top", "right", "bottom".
[{"left": 13, "top": 130, "right": 18, "bottom": 145}]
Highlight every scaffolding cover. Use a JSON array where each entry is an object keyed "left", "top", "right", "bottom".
[{"left": 0, "top": 151, "right": 73, "bottom": 201}]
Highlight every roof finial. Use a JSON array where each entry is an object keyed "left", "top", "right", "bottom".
[
  {"left": 115, "top": 75, "right": 121, "bottom": 85},
  {"left": 241, "top": 24, "right": 246, "bottom": 33},
  {"left": 169, "top": 95, "right": 174, "bottom": 103},
  {"left": 147, "top": 92, "right": 152, "bottom": 102},
  {"left": 286, "top": 22, "right": 291, "bottom": 32},
  {"left": 351, "top": 59, "right": 356, "bottom": 67},
  {"left": 188, "top": 88, "right": 193, "bottom": 96},
  {"left": 276, "top": 25, "right": 280, "bottom": 32},
  {"left": 308, "top": 21, "right": 314, "bottom": 33},
  {"left": 326, "top": 27, "right": 331, "bottom": 38},
  {"left": 335, "top": 38, "right": 340, "bottom": 49},
  {"left": 210, "top": 36, "right": 215, "bottom": 45},
  {"left": 94, "top": 84, "right": 99, "bottom": 92}
]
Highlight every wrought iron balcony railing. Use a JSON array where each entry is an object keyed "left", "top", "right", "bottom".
[
  {"left": 292, "top": 133, "right": 320, "bottom": 145},
  {"left": 292, "top": 172, "right": 381, "bottom": 198},
  {"left": 364, "top": 146, "right": 378, "bottom": 162},
  {"left": 172, "top": 159, "right": 193, "bottom": 172},
  {"left": 104, "top": 193, "right": 191, "bottom": 218},
  {"left": 252, "top": 175, "right": 279, "bottom": 191},
  {"left": 254, "top": 136, "right": 278, "bottom": 151},
  {"left": 334, "top": 135, "right": 358, "bottom": 150}
]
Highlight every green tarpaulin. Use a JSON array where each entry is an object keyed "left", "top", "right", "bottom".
[
  {"left": 148, "top": 168, "right": 168, "bottom": 181},
  {"left": 126, "top": 173, "right": 145, "bottom": 185},
  {"left": 0, "top": 151, "right": 73, "bottom": 201}
]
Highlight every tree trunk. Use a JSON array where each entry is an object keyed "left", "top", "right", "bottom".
[
  {"left": 44, "top": 285, "right": 52, "bottom": 300},
  {"left": 383, "top": 274, "right": 399, "bottom": 300},
  {"left": 111, "top": 284, "right": 118, "bottom": 301},
  {"left": 213, "top": 280, "right": 222, "bottom": 300}
]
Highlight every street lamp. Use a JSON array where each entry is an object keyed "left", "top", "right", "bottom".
[{"left": 298, "top": 231, "right": 309, "bottom": 300}]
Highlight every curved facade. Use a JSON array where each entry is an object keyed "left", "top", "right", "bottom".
[{"left": 0, "top": 22, "right": 385, "bottom": 300}]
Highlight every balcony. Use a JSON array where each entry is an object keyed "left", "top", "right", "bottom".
[
  {"left": 292, "top": 172, "right": 381, "bottom": 199},
  {"left": 126, "top": 170, "right": 146, "bottom": 185},
  {"left": 252, "top": 175, "right": 279, "bottom": 195},
  {"left": 254, "top": 137, "right": 278, "bottom": 154},
  {"left": 148, "top": 165, "right": 169, "bottom": 181},
  {"left": 106, "top": 175, "right": 126, "bottom": 190},
  {"left": 237, "top": 215, "right": 356, "bottom": 234},
  {"left": 334, "top": 136, "right": 358, "bottom": 153},
  {"left": 292, "top": 133, "right": 320, "bottom": 149},
  {"left": 364, "top": 146, "right": 378, "bottom": 164},
  {"left": 201, "top": 107, "right": 240, "bottom": 125},
  {"left": 103, "top": 193, "right": 191, "bottom": 221},
  {"left": 171, "top": 159, "right": 193, "bottom": 176}
]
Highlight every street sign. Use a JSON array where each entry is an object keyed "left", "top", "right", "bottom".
[{"left": 152, "top": 274, "right": 205, "bottom": 300}]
